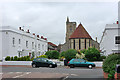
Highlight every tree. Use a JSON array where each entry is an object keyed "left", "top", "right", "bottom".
[
  {"left": 85, "top": 47, "right": 100, "bottom": 61},
  {"left": 64, "top": 49, "right": 77, "bottom": 61},
  {"left": 45, "top": 50, "right": 59, "bottom": 59}
]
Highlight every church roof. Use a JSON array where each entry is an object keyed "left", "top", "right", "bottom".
[{"left": 69, "top": 23, "right": 92, "bottom": 39}]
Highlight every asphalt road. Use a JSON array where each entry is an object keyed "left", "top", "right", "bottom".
[{"left": 1, "top": 66, "right": 104, "bottom": 79}]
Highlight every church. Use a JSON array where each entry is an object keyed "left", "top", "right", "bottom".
[{"left": 59, "top": 17, "right": 99, "bottom": 52}]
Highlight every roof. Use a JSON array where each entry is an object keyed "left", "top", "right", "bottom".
[
  {"left": 69, "top": 23, "right": 92, "bottom": 39},
  {"left": 48, "top": 42, "right": 57, "bottom": 47}
]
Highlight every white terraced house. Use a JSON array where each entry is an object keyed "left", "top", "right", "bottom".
[
  {"left": 0, "top": 26, "right": 48, "bottom": 60},
  {"left": 100, "top": 21, "right": 120, "bottom": 56}
]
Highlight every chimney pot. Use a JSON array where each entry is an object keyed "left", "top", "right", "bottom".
[
  {"left": 41, "top": 36, "right": 43, "bottom": 39},
  {"left": 33, "top": 33, "right": 35, "bottom": 35},
  {"left": 19, "top": 27, "right": 21, "bottom": 30},
  {"left": 37, "top": 35, "right": 39, "bottom": 38},
  {"left": 117, "top": 21, "right": 119, "bottom": 24}
]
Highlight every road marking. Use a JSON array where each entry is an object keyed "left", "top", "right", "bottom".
[
  {"left": 70, "top": 74, "right": 78, "bottom": 76},
  {"left": 8, "top": 72, "right": 13, "bottom": 74},
  {"left": 16, "top": 72, "right": 22, "bottom": 74},
  {"left": 12, "top": 72, "right": 31, "bottom": 78},
  {"left": 62, "top": 75, "right": 69, "bottom": 80},
  {"left": 0, "top": 73, "right": 3, "bottom": 74}
]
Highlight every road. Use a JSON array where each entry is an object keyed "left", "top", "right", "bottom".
[{"left": 1, "top": 66, "right": 104, "bottom": 80}]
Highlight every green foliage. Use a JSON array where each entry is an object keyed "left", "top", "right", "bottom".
[
  {"left": 10, "top": 57, "right": 14, "bottom": 61},
  {"left": 45, "top": 50, "right": 59, "bottom": 59},
  {"left": 102, "top": 53, "right": 120, "bottom": 79},
  {"left": 14, "top": 56, "right": 18, "bottom": 61},
  {"left": 38, "top": 55, "right": 48, "bottom": 58},
  {"left": 60, "top": 51, "right": 65, "bottom": 57},
  {"left": 80, "top": 49, "right": 87, "bottom": 54},
  {"left": 64, "top": 49, "right": 77, "bottom": 61},
  {"left": 5, "top": 56, "right": 10, "bottom": 61},
  {"left": 84, "top": 47, "right": 100, "bottom": 61}
]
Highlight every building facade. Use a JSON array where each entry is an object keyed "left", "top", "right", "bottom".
[
  {"left": 60, "top": 17, "right": 99, "bottom": 52},
  {"left": 100, "top": 21, "right": 120, "bottom": 56},
  {"left": 0, "top": 26, "right": 48, "bottom": 60},
  {"left": 48, "top": 42, "right": 57, "bottom": 51}
]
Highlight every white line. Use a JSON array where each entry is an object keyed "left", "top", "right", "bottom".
[
  {"left": 70, "top": 74, "right": 78, "bottom": 76},
  {"left": 12, "top": 72, "right": 31, "bottom": 78},
  {"left": 62, "top": 75, "right": 69, "bottom": 80},
  {"left": 16, "top": 72, "right": 22, "bottom": 74},
  {"left": 0, "top": 73, "right": 3, "bottom": 74}
]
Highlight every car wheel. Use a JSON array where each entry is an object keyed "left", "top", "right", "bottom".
[
  {"left": 70, "top": 64, "right": 74, "bottom": 68},
  {"left": 49, "top": 64, "right": 53, "bottom": 68},
  {"left": 88, "top": 65, "right": 92, "bottom": 69},
  {"left": 32, "top": 64, "right": 36, "bottom": 68}
]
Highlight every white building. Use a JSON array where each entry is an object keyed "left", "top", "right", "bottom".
[
  {"left": 0, "top": 26, "right": 48, "bottom": 60},
  {"left": 100, "top": 21, "right": 120, "bottom": 56}
]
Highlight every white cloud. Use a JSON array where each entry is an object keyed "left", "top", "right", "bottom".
[{"left": 1, "top": 2, "right": 118, "bottom": 45}]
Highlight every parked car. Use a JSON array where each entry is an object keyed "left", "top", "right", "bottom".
[
  {"left": 32, "top": 58, "right": 57, "bottom": 68},
  {"left": 67, "top": 59, "right": 95, "bottom": 69}
]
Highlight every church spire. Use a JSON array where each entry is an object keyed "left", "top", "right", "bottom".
[{"left": 66, "top": 16, "right": 69, "bottom": 23}]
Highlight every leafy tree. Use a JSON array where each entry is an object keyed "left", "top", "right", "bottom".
[
  {"left": 85, "top": 47, "right": 100, "bottom": 61},
  {"left": 45, "top": 50, "right": 59, "bottom": 59},
  {"left": 64, "top": 49, "right": 77, "bottom": 61}
]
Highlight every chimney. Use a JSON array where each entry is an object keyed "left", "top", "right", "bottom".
[
  {"left": 41, "top": 36, "right": 43, "bottom": 39},
  {"left": 26, "top": 29, "right": 30, "bottom": 33},
  {"left": 33, "top": 33, "right": 35, "bottom": 35},
  {"left": 19, "top": 27, "right": 21, "bottom": 30},
  {"left": 117, "top": 21, "right": 119, "bottom": 24},
  {"left": 96, "top": 37, "right": 97, "bottom": 42},
  {"left": 44, "top": 38, "right": 47, "bottom": 40},
  {"left": 37, "top": 35, "right": 39, "bottom": 38}
]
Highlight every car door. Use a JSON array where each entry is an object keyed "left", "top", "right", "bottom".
[
  {"left": 73, "top": 59, "right": 80, "bottom": 67},
  {"left": 79, "top": 59, "right": 87, "bottom": 67},
  {"left": 36, "top": 58, "right": 42, "bottom": 67},
  {"left": 41, "top": 58, "right": 49, "bottom": 67}
]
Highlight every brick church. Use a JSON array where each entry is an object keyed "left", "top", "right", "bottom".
[{"left": 58, "top": 17, "right": 99, "bottom": 52}]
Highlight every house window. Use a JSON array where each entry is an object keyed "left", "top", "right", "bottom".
[
  {"left": 42, "top": 45, "right": 44, "bottom": 50},
  {"left": 32, "top": 42, "right": 34, "bottom": 49},
  {"left": 85, "top": 39, "right": 86, "bottom": 49},
  {"left": 26, "top": 41, "right": 28, "bottom": 48},
  {"left": 73, "top": 39, "right": 75, "bottom": 49},
  {"left": 79, "top": 39, "right": 81, "bottom": 49},
  {"left": 19, "top": 39, "right": 21, "bottom": 44},
  {"left": 115, "top": 36, "right": 120, "bottom": 44},
  {"left": 38, "top": 44, "right": 40, "bottom": 50},
  {"left": 13, "top": 37, "right": 15, "bottom": 45}
]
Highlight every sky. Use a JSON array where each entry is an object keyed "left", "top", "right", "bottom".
[{"left": 0, "top": 0, "right": 118, "bottom": 45}]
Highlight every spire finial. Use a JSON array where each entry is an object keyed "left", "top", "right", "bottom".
[{"left": 67, "top": 16, "right": 69, "bottom": 22}]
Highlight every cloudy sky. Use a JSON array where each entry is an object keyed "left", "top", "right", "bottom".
[{"left": 1, "top": 1, "right": 118, "bottom": 45}]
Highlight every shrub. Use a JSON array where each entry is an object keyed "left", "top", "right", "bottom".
[
  {"left": 102, "top": 53, "right": 120, "bottom": 79},
  {"left": 64, "top": 49, "right": 77, "bottom": 61},
  {"left": 5, "top": 56, "right": 10, "bottom": 61},
  {"left": 60, "top": 51, "right": 65, "bottom": 57},
  {"left": 45, "top": 51, "right": 52, "bottom": 59},
  {"left": 45, "top": 50, "right": 59, "bottom": 59},
  {"left": 85, "top": 47, "right": 100, "bottom": 61},
  {"left": 38, "top": 55, "right": 47, "bottom": 58},
  {"left": 10, "top": 57, "right": 14, "bottom": 61},
  {"left": 14, "top": 56, "right": 18, "bottom": 61}
]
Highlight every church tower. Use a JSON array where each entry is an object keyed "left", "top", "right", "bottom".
[{"left": 66, "top": 17, "right": 76, "bottom": 42}]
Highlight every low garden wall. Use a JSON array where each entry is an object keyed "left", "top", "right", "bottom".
[{"left": 0, "top": 60, "right": 103, "bottom": 67}]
